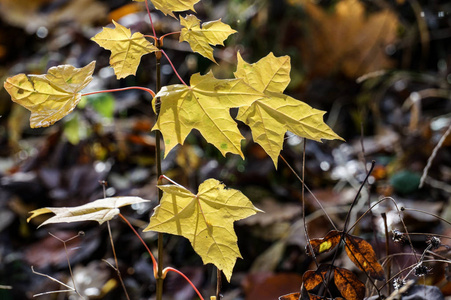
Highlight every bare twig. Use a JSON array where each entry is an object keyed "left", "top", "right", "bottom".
[{"left": 419, "top": 123, "right": 451, "bottom": 188}]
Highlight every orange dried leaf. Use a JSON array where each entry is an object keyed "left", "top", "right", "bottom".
[
  {"left": 344, "top": 235, "right": 385, "bottom": 280},
  {"left": 279, "top": 292, "right": 300, "bottom": 300},
  {"left": 302, "top": 264, "right": 329, "bottom": 291},
  {"left": 307, "top": 230, "right": 342, "bottom": 256},
  {"left": 334, "top": 267, "right": 365, "bottom": 300}
]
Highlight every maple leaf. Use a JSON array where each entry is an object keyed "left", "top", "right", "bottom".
[
  {"left": 234, "top": 52, "right": 344, "bottom": 167},
  {"left": 27, "top": 197, "right": 151, "bottom": 227},
  {"left": 3, "top": 62, "right": 95, "bottom": 128},
  {"left": 91, "top": 20, "right": 158, "bottom": 79},
  {"left": 134, "top": 0, "right": 200, "bottom": 18},
  {"left": 180, "top": 14, "right": 236, "bottom": 63},
  {"left": 153, "top": 71, "right": 264, "bottom": 158},
  {"left": 144, "top": 178, "right": 262, "bottom": 281}
]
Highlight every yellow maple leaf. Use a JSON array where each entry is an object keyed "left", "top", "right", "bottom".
[
  {"left": 180, "top": 14, "right": 236, "bottom": 63},
  {"left": 27, "top": 197, "right": 151, "bottom": 227},
  {"left": 134, "top": 0, "right": 200, "bottom": 18},
  {"left": 3, "top": 61, "right": 95, "bottom": 128},
  {"left": 234, "top": 53, "right": 343, "bottom": 167},
  {"left": 91, "top": 20, "right": 158, "bottom": 79},
  {"left": 144, "top": 178, "right": 262, "bottom": 281},
  {"left": 153, "top": 71, "right": 265, "bottom": 158}
]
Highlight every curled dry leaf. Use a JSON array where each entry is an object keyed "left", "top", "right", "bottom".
[{"left": 27, "top": 197, "right": 151, "bottom": 227}]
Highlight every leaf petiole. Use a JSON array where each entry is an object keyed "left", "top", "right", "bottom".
[
  {"left": 162, "top": 267, "right": 205, "bottom": 300},
  {"left": 160, "top": 50, "right": 188, "bottom": 86},
  {"left": 82, "top": 86, "right": 155, "bottom": 98},
  {"left": 143, "top": 0, "right": 157, "bottom": 38},
  {"left": 118, "top": 214, "right": 158, "bottom": 273},
  {"left": 160, "top": 31, "right": 181, "bottom": 41}
]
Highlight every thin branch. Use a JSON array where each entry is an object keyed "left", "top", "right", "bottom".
[
  {"left": 106, "top": 220, "right": 130, "bottom": 300},
  {"left": 279, "top": 154, "right": 338, "bottom": 231},
  {"left": 47, "top": 232, "right": 84, "bottom": 298},
  {"left": 419, "top": 123, "right": 451, "bottom": 188}
]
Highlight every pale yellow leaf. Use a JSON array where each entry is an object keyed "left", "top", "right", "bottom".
[
  {"left": 27, "top": 197, "right": 151, "bottom": 227},
  {"left": 144, "top": 178, "right": 262, "bottom": 281},
  {"left": 134, "top": 0, "right": 200, "bottom": 18},
  {"left": 180, "top": 15, "right": 236, "bottom": 63},
  {"left": 91, "top": 20, "right": 158, "bottom": 79},
  {"left": 234, "top": 52, "right": 290, "bottom": 93},
  {"left": 152, "top": 71, "right": 265, "bottom": 158},
  {"left": 234, "top": 53, "right": 344, "bottom": 167},
  {"left": 3, "top": 62, "right": 95, "bottom": 128}
]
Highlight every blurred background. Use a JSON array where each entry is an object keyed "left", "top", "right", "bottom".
[{"left": 0, "top": 0, "right": 450, "bottom": 299}]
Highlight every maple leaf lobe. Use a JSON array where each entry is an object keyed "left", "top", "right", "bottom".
[{"left": 234, "top": 52, "right": 344, "bottom": 167}]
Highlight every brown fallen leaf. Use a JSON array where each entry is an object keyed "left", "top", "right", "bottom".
[
  {"left": 307, "top": 230, "right": 342, "bottom": 256},
  {"left": 334, "top": 267, "right": 365, "bottom": 300},
  {"left": 344, "top": 235, "right": 385, "bottom": 281}
]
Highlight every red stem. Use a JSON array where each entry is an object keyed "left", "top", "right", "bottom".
[
  {"left": 118, "top": 214, "right": 158, "bottom": 273},
  {"left": 144, "top": 35, "right": 158, "bottom": 43},
  {"left": 82, "top": 86, "right": 155, "bottom": 98},
  {"left": 163, "top": 267, "right": 205, "bottom": 300},
  {"left": 161, "top": 50, "right": 188, "bottom": 86},
  {"left": 144, "top": 0, "right": 157, "bottom": 39},
  {"left": 160, "top": 31, "right": 181, "bottom": 41}
]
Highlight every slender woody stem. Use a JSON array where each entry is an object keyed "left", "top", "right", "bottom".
[
  {"left": 216, "top": 268, "right": 222, "bottom": 300},
  {"left": 107, "top": 220, "right": 131, "bottom": 300},
  {"left": 155, "top": 43, "right": 165, "bottom": 300}
]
